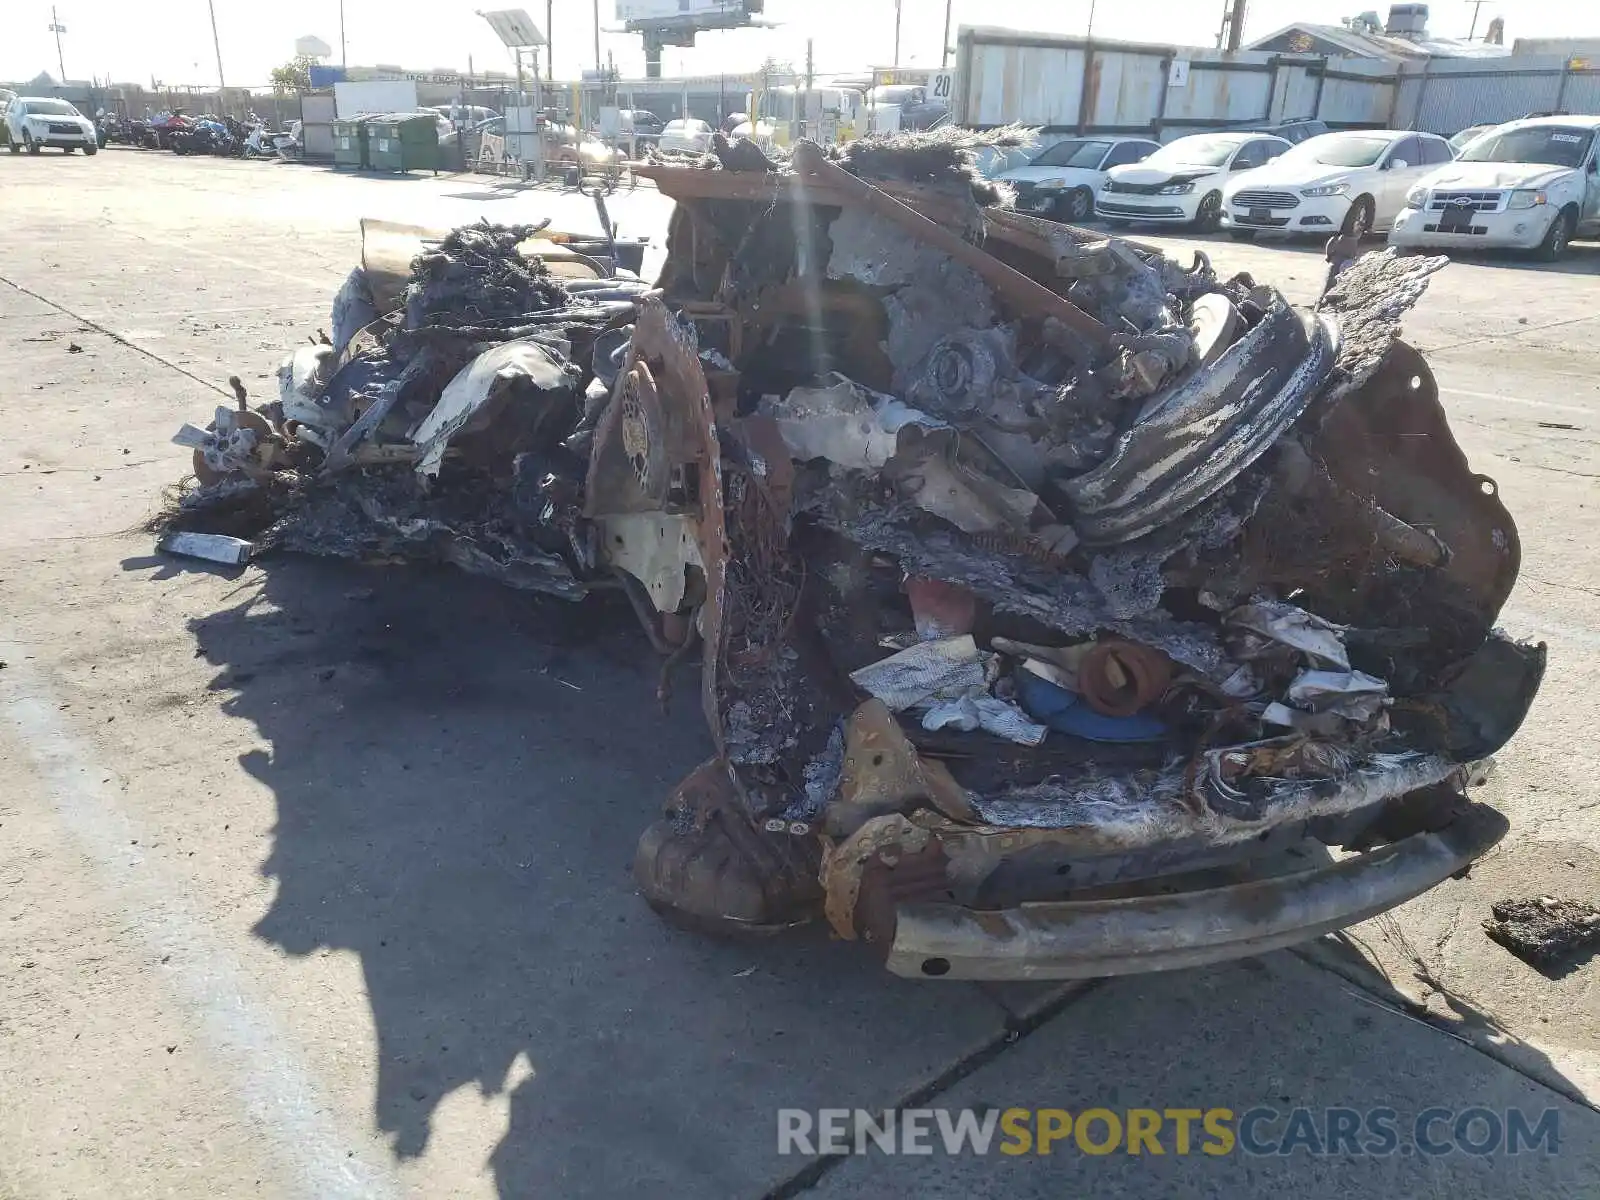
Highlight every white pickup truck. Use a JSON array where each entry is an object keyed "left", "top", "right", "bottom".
[{"left": 1389, "top": 115, "right": 1600, "bottom": 261}]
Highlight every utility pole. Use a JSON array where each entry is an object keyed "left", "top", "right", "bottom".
[
  {"left": 893, "top": 0, "right": 902, "bottom": 66},
  {"left": 1086, "top": 0, "right": 1098, "bottom": 38},
  {"left": 1220, "top": 0, "right": 1248, "bottom": 51},
  {"left": 546, "top": 0, "right": 553, "bottom": 75},
  {"left": 1464, "top": 0, "right": 1485, "bottom": 40},
  {"left": 340, "top": 0, "right": 348, "bottom": 66},
  {"left": 594, "top": 0, "right": 602, "bottom": 72},
  {"left": 207, "top": 0, "right": 226, "bottom": 92},
  {"left": 49, "top": 6, "right": 67, "bottom": 83},
  {"left": 941, "top": 0, "right": 953, "bottom": 67}
]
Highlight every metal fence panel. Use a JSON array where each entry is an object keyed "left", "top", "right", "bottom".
[
  {"left": 1273, "top": 64, "right": 1321, "bottom": 121},
  {"left": 1086, "top": 49, "right": 1165, "bottom": 130},
  {"left": 965, "top": 38, "right": 1087, "bottom": 127},
  {"left": 1319, "top": 74, "right": 1396, "bottom": 126},
  {"left": 1559, "top": 70, "right": 1600, "bottom": 115},
  {"left": 1417, "top": 72, "right": 1564, "bottom": 133},
  {"left": 1162, "top": 63, "right": 1273, "bottom": 128},
  {"left": 956, "top": 27, "right": 1595, "bottom": 142}
]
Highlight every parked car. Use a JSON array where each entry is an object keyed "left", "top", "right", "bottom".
[
  {"left": 4, "top": 96, "right": 97, "bottom": 155},
  {"left": 546, "top": 122, "right": 625, "bottom": 173},
  {"left": 440, "top": 115, "right": 503, "bottom": 160},
  {"left": 656, "top": 118, "right": 714, "bottom": 155},
  {"left": 996, "top": 136, "right": 1161, "bottom": 222},
  {"left": 427, "top": 104, "right": 499, "bottom": 128},
  {"left": 1223, "top": 129, "right": 1454, "bottom": 240},
  {"left": 865, "top": 83, "right": 949, "bottom": 132},
  {"left": 1098, "top": 132, "right": 1290, "bottom": 230},
  {"left": 1390, "top": 115, "right": 1600, "bottom": 262},
  {"left": 973, "top": 143, "right": 1036, "bottom": 179},
  {"left": 1242, "top": 117, "right": 1330, "bottom": 145},
  {"left": 619, "top": 109, "right": 665, "bottom": 140},
  {"left": 273, "top": 120, "right": 304, "bottom": 160},
  {"left": 1448, "top": 122, "right": 1500, "bottom": 152}
]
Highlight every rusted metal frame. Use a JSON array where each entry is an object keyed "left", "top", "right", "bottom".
[
  {"left": 787, "top": 141, "right": 1114, "bottom": 354},
  {"left": 884, "top": 803, "right": 1509, "bottom": 980},
  {"left": 1264, "top": 54, "right": 1283, "bottom": 123},
  {"left": 1152, "top": 56, "right": 1173, "bottom": 139},
  {"left": 1076, "top": 40, "right": 1097, "bottom": 136}
]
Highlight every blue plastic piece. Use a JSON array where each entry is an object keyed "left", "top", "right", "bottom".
[{"left": 1013, "top": 669, "right": 1170, "bottom": 743}]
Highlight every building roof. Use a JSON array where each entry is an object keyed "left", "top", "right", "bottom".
[{"left": 1248, "top": 22, "right": 1512, "bottom": 61}]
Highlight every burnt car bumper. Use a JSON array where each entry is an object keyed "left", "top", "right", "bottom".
[{"left": 885, "top": 800, "right": 1508, "bottom": 980}]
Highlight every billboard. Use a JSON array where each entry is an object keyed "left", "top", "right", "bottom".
[{"left": 616, "top": 0, "right": 759, "bottom": 23}]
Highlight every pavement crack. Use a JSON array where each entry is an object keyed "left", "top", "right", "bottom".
[
  {"left": 1291, "top": 943, "right": 1597, "bottom": 1112},
  {"left": 757, "top": 981, "right": 1106, "bottom": 1199},
  {"left": 0, "top": 274, "right": 231, "bottom": 400},
  {"left": 1524, "top": 575, "right": 1600, "bottom": 600}
]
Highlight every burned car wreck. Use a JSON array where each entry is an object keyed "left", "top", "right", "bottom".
[{"left": 155, "top": 131, "right": 1545, "bottom": 980}]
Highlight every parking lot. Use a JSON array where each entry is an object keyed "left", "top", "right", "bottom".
[{"left": 1, "top": 148, "right": 1597, "bottom": 1199}]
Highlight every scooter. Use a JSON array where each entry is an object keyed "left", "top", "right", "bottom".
[{"left": 242, "top": 123, "right": 277, "bottom": 159}]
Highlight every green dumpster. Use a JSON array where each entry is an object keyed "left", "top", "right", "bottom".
[
  {"left": 367, "top": 113, "right": 440, "bottom": 174},
  {"left": 331, "top": 116, "right": 372, "bottom": 169}
]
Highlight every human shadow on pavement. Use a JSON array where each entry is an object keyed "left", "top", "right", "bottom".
[
  {"left": 186, "top": 554, "right": 1015, "bottom": 1198},
  {"left": 185, "top": 553, "right": 1596, "bottom": 1197}
]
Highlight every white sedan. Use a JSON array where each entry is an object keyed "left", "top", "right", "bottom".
[
  {"left": 657, "top": 119, "right": 714, "bottom": 156},
  {"left": 996, "top": 136, "right": 1161, "bottom": 222},
  {"left": 1097, "top": 133, "right": 1290, "bottom": 230},
  {"left": 1222, "top": 129, "right": 1455, "bottom": 240}
]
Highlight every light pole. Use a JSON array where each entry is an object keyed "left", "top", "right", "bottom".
[
  {"left": 893, "top": 0, "right": 903, "bottom": 66},
  {"left": 340, "top": 0, "right": 348, "bottom": 66},
  {"left": 207, "top": 0, "right": 226, "bottom": 91},
  {"left": 49, "top": 6, "right": 67, "bottom": 83},
  {"left": 594, "top": 0, "right": 602, "bottom": 73},
  {"left": 941, "top": 0, "right": 953, "bottom": 67},
  {"left": 1464, "top": 0, "right": 1486, "bottom": 40}
]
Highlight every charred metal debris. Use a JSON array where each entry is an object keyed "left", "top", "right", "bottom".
[{"left": 155, "top": 133, "right": 1546, "bottom": 967}]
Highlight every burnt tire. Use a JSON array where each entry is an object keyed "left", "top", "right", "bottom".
[
  {"left": 1341, "top": 195, "right": 1375, "bottom": 239},
  {"left": 1533, "top": 207, "right": 1574, "bottom": 263}
]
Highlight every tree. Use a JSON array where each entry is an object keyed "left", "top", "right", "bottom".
[
  {"left": 756, "top": 56, "right": 795, "bottom": 83},
  {"left": 270, "top": 55, "right": 316, "bottom": 94}
]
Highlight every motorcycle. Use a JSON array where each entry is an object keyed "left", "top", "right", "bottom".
[{"left": 145, "top": 111, "right": 191, "bottom": 150}]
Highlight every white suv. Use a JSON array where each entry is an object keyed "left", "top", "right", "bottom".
[
  {"left": 4, "top": 95, "right": 98, "bottom": 155},
  {"left": 1389, "top": 116, "right": 1600, "bottom": 262},
  {"left": 1223, "top": 129, "right": 1453, "bottom": 240}
]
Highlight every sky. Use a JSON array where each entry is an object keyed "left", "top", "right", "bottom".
[{"left": 4, "top": 0, "right": 1597, "bottom": 90}]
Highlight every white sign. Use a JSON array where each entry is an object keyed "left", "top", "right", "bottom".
[
  {"left": 930, "top": 71, "right": 955, "bottom": 102},
  {"left": 481, "top": 9, "right": 546, "bottom": 48},
  {"left": 295, "top": 35, "right": 333, "bottom": 58},
  {"left": 617, "top": 0, "right": 746, "bottom": 20},
  {"left": 1169, "top": 59, "right": 1190, "bottom": 88}
]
